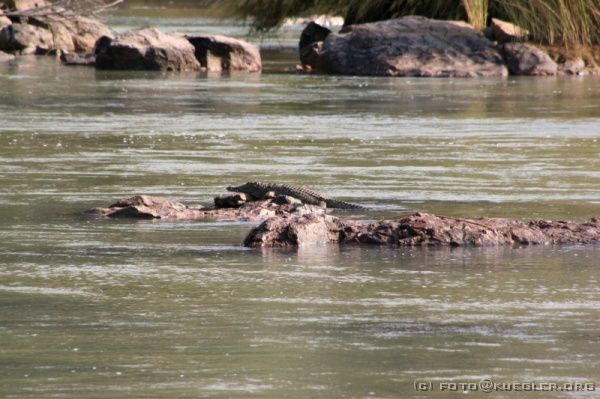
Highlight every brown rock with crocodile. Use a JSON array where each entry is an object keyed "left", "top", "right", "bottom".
[
  {"left": 85, "top": 194, "right": 325, "bottom": 221},
  {"left": 85, "top": 189, "right": 600, "bottom": 250}
]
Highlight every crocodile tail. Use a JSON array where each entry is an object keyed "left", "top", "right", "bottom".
[{"left": 325, "top": 199, "right": 365, "bottom": 210}]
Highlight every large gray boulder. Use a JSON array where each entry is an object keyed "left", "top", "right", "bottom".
[
  {"left": 95, "top": 27, "right": 200, "bottom": 71},
  {"left": 186, "top": 35, "right": 261, "bottom": 72},
  {"left": 316, "top": 16, "right": 508, "bottom": 77},
  {"left": 501, "top": 42, "right": 557, "bottom": 76}
]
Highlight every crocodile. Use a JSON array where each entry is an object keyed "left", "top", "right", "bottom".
[{"left": 226, "top": 182, "right": 365, "bottom": 210}]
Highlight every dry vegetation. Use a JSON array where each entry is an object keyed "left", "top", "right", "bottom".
[{"left": 226, "top": 0, "right": 600, "bottom": 47}]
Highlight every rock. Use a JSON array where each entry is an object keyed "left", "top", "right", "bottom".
[
  {"left": 86, "top": 195, "right": 324, "bottom": 222},
  {"left": 7, "top": 0, "right": 49, "bottom": 12},
  {"left": 559, "top": 57, "right": 586, "bottom": 75},
  {"left": 501, "top": 42, "right": 557, "bottom": 76},
  {"left": 214, "top": 192, "right": 246, "bottom": 208},
  {"left": 300, "top": 41, "right": 324, "bottom": 70},
  {"left": 60, "top": 51, "right": 95, "bottom": 66},
  {"left": 186, "top": 35, "right": 261, "bottom": 72},
  {"left": 85, "top": 195, "right": 204, "bottom": 219},
  {"left": 95, "top": 27, "right": 200, "bottom": 71},
  {"left": 0, "top": 15, "right": 11, "bottom": 30},
  {"left": 244, "top": 213, "right": 343, "bottom": 248},
  {"left": 0, "top": 49, "right": 14, "bottom": 62},
  {"left": 0, "top": 13, "right": 112, "bottom": 54},
  {"left": 62, "top": 15, "right": 114, "bottom": 53},
  {"left": 487, "top": 18, "right": 528, "bottom": 43},
  {"left": 316, "top": 16, "right": 508, "bottom": 77},
  {"left": 341, "top": 213, "right": 518, "bottom": 246},
  {"left": 299, "top": 21, "right": 330, "bottom": 68},
  {"left": 0, "top": 22, "right": 53, "bottom": 54},
  {"left": 88, "top": 194, "right": 600, "bottom": 249},
  {"left": 271, "top": 195, "right": 303, "bottom": 206},
  {"left": 244, "top": 211, "right": 600, "bottom": 248}
]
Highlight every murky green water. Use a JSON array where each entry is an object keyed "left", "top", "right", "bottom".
[{"left": 2, "top": 7, "right": 600, "bottom": 398}]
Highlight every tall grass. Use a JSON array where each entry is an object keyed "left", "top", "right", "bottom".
[
  {"left": 496, "top": 0, "right": 600, "bottom": 46},
  {"left": 462, "top": 0, "right": 488, "bottom": 30},
  {"left": 224, "top": 0, "right": 600, "bottom": 47}
]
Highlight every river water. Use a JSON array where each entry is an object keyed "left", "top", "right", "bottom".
[{"left": 2, "top": 5, "right": 600, "bottom": 399}]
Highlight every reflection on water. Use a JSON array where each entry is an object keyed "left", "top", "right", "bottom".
[{"left": 2, "top": 12, "right": 600, "bottom": 398}]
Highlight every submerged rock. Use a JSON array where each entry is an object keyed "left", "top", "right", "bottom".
[
  {"left": 95, "top": 27, "right": 200, "bottom": 71},
  {"left": 186, "top": 35, "right": 261, "bottom": 72},
  {"left": 501, "top": 42, "right": 557, "bottom": 76},
  {"left": 315, "top": 16, "right": 508, "bottom": 77},
  {"left": 60, "top": 51, "right": 95, "bottom": 66}
]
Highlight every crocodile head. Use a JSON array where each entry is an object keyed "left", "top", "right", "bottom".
[
  {"left": 227, "top": 182, "right": 257, "bottom": 192},
  {"left": 226, "top": 182, "right": 268, "bottom": 200}
]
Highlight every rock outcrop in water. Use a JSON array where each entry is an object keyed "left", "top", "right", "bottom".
[
  {"left": 186, "top": 35, "right": 261, "bottom": 72},
  {"left": 299, "top": 16, "right": 598, "bottom": 77},
  {"left": 60, "top": 51, "right": 95, "bottom": 66},
  {"left": 86, "top": 195, "right": 205, "bottom": 219},
  {"left": 92, "top": 28, "right": 262, "bottom": 72},
  {"left": 94, "top": 27, "right": 200, "bottom": 71},
  {"left": 244, "top": 213, "right": 343, "bottom": 247},
  {"left": 307, "top": 16, "right": 509, "bottom": 77},
  {"left": 87, "top": 193, "right": 600, "bottom": 250},
  {"left": 86, "top": 194, "right": 324, "bottom": 221},
  {"left": 501, "top": 42, "right": 557, "bottom": 76},
  {"left": 0, "top": 1, "right": 112, "bottom": 55},
  {"left": 245, "top": 212, "right": 600, "bottom": 248}
]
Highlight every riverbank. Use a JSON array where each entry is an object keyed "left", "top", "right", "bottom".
[{"left": 2, "top": 1, "right": 598, "bottom": 77}]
